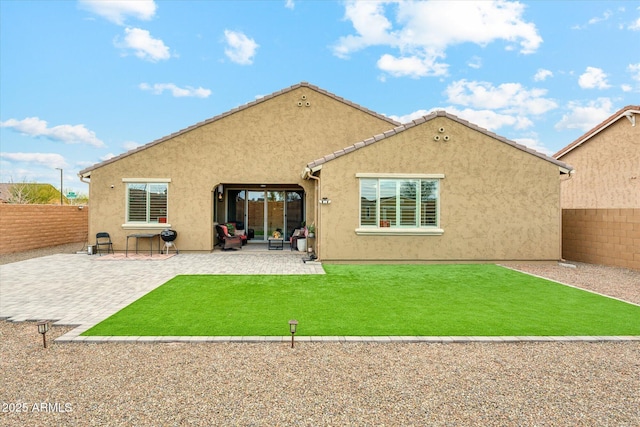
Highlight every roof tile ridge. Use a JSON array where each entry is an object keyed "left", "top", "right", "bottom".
[{"left": 554, "top": 104, "right": 640, "bottom": 159}]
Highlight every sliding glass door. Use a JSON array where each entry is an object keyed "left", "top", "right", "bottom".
[
  {"left": 229, "top": 189, "right": 304, "bottom": 242},
  {"left": 247, "top": 191, "right": 265, "bottom": 240}
]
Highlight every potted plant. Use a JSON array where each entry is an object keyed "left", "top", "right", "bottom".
[{"left": 307, "top": 222, "right": 315, "bottom": 238}]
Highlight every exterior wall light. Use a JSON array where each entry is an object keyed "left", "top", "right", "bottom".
[
  {"left": 37, "top": 321, "right": 51, "bottom": 348},
  {"left": 288, "top": 319, "right": 298, "bottom": 348},
  {"left": 320, "top": 197, "right": 331, "bottom": 204}
]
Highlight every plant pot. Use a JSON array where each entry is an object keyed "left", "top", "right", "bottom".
[{"left": 297, "top": 238, "right": 307, "bottom": 252}]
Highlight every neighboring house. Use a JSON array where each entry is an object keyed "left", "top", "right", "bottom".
[
  {"left": 554, "top": 105, "right": 640, "bottom": 270},
  {"left": 79, "top": 82, "right": 572, "bottom": 262}
]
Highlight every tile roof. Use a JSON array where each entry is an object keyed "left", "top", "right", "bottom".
[
  {"left": 306, "top": 110, "right": 573, "bottom": 173},
  {"left": 553, "top": 105, "right": 640, "bottom": 159},
  {"left": 78, "top": 82, "right": 399, "bottom": 177}
]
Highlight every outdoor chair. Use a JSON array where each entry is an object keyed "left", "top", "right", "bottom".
[
  {"left": 95, "top": 232, "right": 114, "bottom": 256},
  {"left": 215, "top": 224, "right": 242, "bottom": 250},
  {"left": 289, "top": 228, "right": 303, "bottom": 251}
]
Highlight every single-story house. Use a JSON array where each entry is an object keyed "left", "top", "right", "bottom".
[
  {"left": 79, "top": 82, "right": 572, "bottom": 262},
  {"left": 554, "top": 105, "right": 639, "bottom": 269}
]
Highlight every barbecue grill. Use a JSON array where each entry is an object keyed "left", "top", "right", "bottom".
[{"left": 160, "top": 229, "right": 178, "bottom": 254}]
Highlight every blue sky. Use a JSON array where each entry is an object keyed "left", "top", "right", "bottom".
[{"left": 1, "top": 0, "right": 639, "bottom": 195}]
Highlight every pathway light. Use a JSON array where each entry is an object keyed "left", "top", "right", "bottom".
[
  {"left": 37, "top": 321, "right": 50, "bottom": 348},
  {"left": 288, "top": 319, "right": 298, "bottom": 348}
]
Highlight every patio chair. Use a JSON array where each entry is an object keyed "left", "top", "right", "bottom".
[
  {"left": 95, "top": 232, "right": 114, "bottom": 256},
  {"left": 215, "top": 224, "right": 242, "bottom": 250},
  {"left": 289, "top": 228, "right": 303, "bottom": 251}
]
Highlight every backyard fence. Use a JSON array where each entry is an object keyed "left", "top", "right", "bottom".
[
  {"left": 0, "top": 204, "right": 89, "bottom": 254},
  {"left": 562, "top": 208, "right": 640, "bottom": 270}
]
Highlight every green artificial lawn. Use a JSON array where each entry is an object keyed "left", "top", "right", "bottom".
[{"left": 83, "top": 264, "right": 640, "bottom": 337}]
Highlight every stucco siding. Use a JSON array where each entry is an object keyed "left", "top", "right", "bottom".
[
  {"left": 559, "top": 118, "right": 640, "bottom": 209},
  {"left": 85, "top": 87, "right": 395, "bottom": 251},
  {"left": 317, "top": 117, "right": 562, "bottom": 262}
]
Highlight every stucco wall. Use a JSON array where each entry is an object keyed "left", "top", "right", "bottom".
[
  {"left": 85, "top": 86, "right": 395, "bottom": 251},
  {"left": 317, "top": 116, "right": 562, "bottom": 262},
  {"left": 562, "top": 208, "right": 640, "bottom": 270},
  {"left": 559, "top": 118, "right": 640, "bottom": 209},
  {"left": 0, "top": 205, "right": 88, "bottom": 254}
]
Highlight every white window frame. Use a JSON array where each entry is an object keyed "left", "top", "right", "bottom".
[
  {"left": 122, "top": 178, "right": 171, "bottom": 229},
  {"left": 355, "top": 173, "right": 444, "bottom": 236}
]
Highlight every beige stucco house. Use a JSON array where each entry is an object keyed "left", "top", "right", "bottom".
[
  {"left": 79, "top": 82, "right": 572, "bottom": 262},
  {"left": 554, "top": 105, "right": 639, "bottom": 269}
]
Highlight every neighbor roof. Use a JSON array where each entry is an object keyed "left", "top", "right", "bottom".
[
  {"left": 78, "top": 82, "right": 399, "bottom": 178},
  {"left": 305, "top": 110, "right": 573, "bottom": 174},
  {"left": 554, "top": 105, "right": 640, "bottom": 159}
]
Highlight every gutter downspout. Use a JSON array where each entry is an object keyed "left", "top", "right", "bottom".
[{"left": 304, "top": 168, "right": 321, "bottom": 261}]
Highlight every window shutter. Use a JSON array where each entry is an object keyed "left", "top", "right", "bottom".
[
  {"left": 421, "top": 180, "right": 438, "bottom": 226},
  {"left": 360, "top": 179, "right": 377, "bottom": 226},
  {"left": 149, "top": 184, "right": 167, "bottom": 222},
  {"left": 128, "top": 184, "right": 147, "bottom": 222}
]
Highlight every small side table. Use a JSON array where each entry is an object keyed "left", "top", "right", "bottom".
[
  {"left": 126, "top": 233, "right": 161, "bottom": 257},
  {"left": 268, "top": 237, "right": 284, "bottom": 250}
]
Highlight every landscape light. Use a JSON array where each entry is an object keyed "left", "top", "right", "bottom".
[
  {"left": 37, "top": 321, "right": 51, "bottom": 348},
  {"left": 288, "top": 319, "right": 298, "bottom": 348}
]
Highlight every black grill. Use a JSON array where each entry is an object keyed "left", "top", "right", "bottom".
[{"left": 160, "top": 229, "right": 177, "bottom": 242}]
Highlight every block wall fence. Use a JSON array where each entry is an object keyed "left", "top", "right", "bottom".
[
  {"left": 562, "top": 208, "right": 640, "bottom": 270},
  {"left": 0, "top": 205, "right": 89, "bottom": 255}
]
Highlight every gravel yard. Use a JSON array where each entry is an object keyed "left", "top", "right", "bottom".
[{"left": 1, "top": 247, "right": 639, "bottom": 425}]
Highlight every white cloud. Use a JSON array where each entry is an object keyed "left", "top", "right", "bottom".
[
  {"left": 388, "top": 109, "right": 432, "bottom": 124},
  {"left": 390, "top": 107, "right": 551, "bottom": 154},
  {"left": 139, "top": 83, "right": 211, "bottom": 98},
  {"left": 389, "top": 78, "right": 560, "bottom": 139},
  {"left": 467, "top": 56, "right": 482, "bottom": 70},
  {"left": 445, "top": 79, "right": 557, "bottom": 116},
  {"left": 389, "top": 107, "right": 532, "bottom": 132},
  {"left": 377, "top": 53, "right": 448, "bottom": 78},
  {"left": 224, "top": 30, "right": 259, "bottom": 65},
  {"left": 588, "top": 10, "right": 612, "bottom": 25},
  {"left": 578, "top": 66, "right": 611, "bottom": 89},
  {"left": 628, "top": 7, "right": 640, "bottom": 30},
  {"left": 75, "top": 160, "right": 96, "bottom": 169},
  {"left": 115, "top": 27, "right": 171, "bottom": 62},
  {"left": 122, "top": 141, "right": 143, "bottom": 151},
  {"left": 512, "top": 137, "right": 553, "bottom": 156},
  {"left": 0, "top": 152, "right": 67, "bottom": 169},
  {"left": 445, "top": 107, "right": 534, "bottom": 131},
  {"left": 79, "top": 0, "right": 157, "bottom": 25},
  {"left": 533, "top": 68, "right": 553, "bottom": 81},
  {"left": 101, "top": 153, "right": 117, "bottom": 161},
  {"left": 628, "top": 63, "right": 640, "bottom": 81},
  {"left": 285, "top": 0, "right": 295, "bottom": 10},
  {"left": 554, "top": 98, "right": 613, "bottom": 132},
  {"left": 334, "top": 0, "right": 542, "bottom": 78},
  {"left": 0, "top": 117, "right": 105, "bottom": 148}
]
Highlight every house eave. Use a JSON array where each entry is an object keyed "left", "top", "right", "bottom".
[{"left": 554, "top": 106, "right": 640, "bottom": 159}]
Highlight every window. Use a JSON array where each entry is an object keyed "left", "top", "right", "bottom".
[
  {"left": 126, "top": 182, "right": 168, "bottom": 224},
  {"left": 358, "top": 174, "right": 443, "bottom": 235}
]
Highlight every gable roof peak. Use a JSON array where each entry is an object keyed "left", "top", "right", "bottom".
[
  {"left": 554, "top": 104, "right": 640, "bottom": 159},
  {"left": 306, "top": 109, "right": 572, "bottom": 173},
  {"left": 78, "top": 81, "right": 398, "bottom": 178}
]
